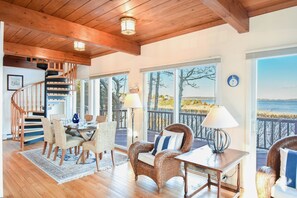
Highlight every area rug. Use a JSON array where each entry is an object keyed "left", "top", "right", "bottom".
[{"left": 20, "top": 148, "right": 128, "bottom": 184}]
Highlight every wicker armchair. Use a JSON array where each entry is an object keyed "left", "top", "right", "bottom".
[
  {"left": 128, "top": 123, "right": 193, "bottom": 192},
  {"left": 256, "top": 135, "right": 297, "bottom": 198}
]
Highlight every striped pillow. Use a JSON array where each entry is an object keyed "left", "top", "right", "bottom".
[
  {"left": 280, "top": 148, "right": 297, "bottom": 189},
  {"left": 151, "top": 135, "right": 176, "bottom": 156}
]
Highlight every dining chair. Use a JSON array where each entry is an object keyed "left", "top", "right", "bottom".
[
  {"left": 85, "top": 114, "right": 93, "bottom": 122},
  {"left": 52, "top": 120, "right": 84, "bottom": 165},
  {"left": 96, "top": 115, "right": 107, "bottom": 123},
  {"left": 41, "top": 117, "right": 55, "bottom": 158},
  {"left": 41, "top": 117, "right": 73, "bottom": 158},
  {"left": 77, "top": 121, "right": 117, "bottom": 171}
]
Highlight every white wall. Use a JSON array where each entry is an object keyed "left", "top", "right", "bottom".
[
  {"left": 91, "top": 7, "right": 297, "bottom": 195},
  {"left": 0, "top": 21, "right": 4, "bottom": 198},
  {"left": 2, "top": 66, "right": 44, "bottom": 138}
]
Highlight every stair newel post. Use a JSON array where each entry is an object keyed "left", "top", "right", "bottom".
[
  {"left": 20, "top": 112, "right": 25, "bottom": 150},
  {"left": 44, "top": 74, "right": 48, "bottom": 118}
]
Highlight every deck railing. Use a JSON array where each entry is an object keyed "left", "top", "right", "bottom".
[
  {"left": 99, "top": 109, "right": 297, "bottom": 150},
  {"left": 99, "top": 109, "right": 127, "bottom": 129},
  {"left": 257, "top": 117, "right": 297, "bottom": 149},
  {"left": 147, "top": 110, "right": 297, "bottom": 150}
]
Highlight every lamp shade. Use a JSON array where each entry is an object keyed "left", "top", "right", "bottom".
[
  {"left": 201, "top": 105, "right": 238, "bottom": 129},
  {"left": 124, "top": 93, "right": 142, "bottom": 109}
]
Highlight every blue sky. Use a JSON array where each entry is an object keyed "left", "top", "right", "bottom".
[{"left": 257, "top": 55, "right": 297, "bottom": 99}]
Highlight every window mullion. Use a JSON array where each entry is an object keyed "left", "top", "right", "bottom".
[
  {"left": 107, "top": 77, "right": 113, "bottom": 122},
  {"left": 173, "top": 68, "right": 179, "bottom": 123}
]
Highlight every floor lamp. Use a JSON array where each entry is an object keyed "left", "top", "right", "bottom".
[{"left": 124, "top": 93, "right": 142, "bottom": 144}]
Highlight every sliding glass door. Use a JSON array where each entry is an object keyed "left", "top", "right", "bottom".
[{"left": 144, "top": 63, "right": 217, "bottom": 149}]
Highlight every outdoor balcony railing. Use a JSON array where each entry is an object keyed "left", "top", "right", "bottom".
[{"left": 100, "top": 109, "right": 297, "bottom": 150}]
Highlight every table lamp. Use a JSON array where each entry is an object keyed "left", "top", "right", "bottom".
[
  {"left": 201, "top": 105, "right": 238, "bottom": 153},
  {"left": 124, "top": 93, "right": 142, "bottom": 143}
]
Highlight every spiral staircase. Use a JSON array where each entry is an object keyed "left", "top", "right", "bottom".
[{"left": 11, "top": 61, "right": 77, "bottom": 150}]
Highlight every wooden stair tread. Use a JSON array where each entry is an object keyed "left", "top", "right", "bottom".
[
  {"left": 47, "top": 88, "right": 74, "bottom": 91},
  {"left": 21, "top": 123, "right": 42, "bottom": 126},
  {"left": 47, "top": 82, "right": 72, "bottom": 85},
  {"left": 24, "top": 135, "right": 44, "bottom": 142},
  {"left": 25, "top": 116, "right": 44, "bottom": 119},
  {"left": 46, "top": 76, "right": 66, "bottom": 79},
  {"left": 23, "top": 128, "right": 43, "bottom": 133}
]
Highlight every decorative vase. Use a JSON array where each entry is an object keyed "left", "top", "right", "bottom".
[{"left": 72, "top": 113, "right": 80, "bottom": 124}]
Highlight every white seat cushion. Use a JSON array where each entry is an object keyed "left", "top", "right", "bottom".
[
  {"left": 272, "top": 177, "right": 297, "bottom": 198},
  {"left": 138, "top": 153, "right": 155, "bottom": 166},
  {"left": 163, "top": 129, "right": 184, "bottom": 150}
]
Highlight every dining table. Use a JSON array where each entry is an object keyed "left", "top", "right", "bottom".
[{"left": 65, "top": 122, "right": 98, "bottom": 141}]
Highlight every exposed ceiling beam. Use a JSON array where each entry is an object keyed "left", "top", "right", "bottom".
[
  {"left": 200, "top": 0, "right": 249, "bottom": 33},
  {"left": 0, "top": 1, "right": 140, "bottom": 55},
  {"left": 4, "top": 42, "right": 91, "bottom": 65},
  {"left": 4, "top": 55, "right": 38, "bottom": 70}
]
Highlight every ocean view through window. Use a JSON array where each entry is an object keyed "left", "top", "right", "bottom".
[{"left": 256, "top": 55, "right": 297, "bottom": 169}]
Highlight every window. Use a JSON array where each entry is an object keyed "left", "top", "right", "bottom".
[
  {"left": 144, "top": 63, "right": 217, "bottom": 149},
  {"left": 75, "top": 79, "right": 81, "bottom": 115},
  {"left": 96, "top": 74, "right": 129, "bottom": 148},
  {"left": 178, "top": 65, "right": 216, "bottom": 148},
  {"left": 256, "top": 55, "right": 297, "bottom": 169},
  {"left": 146, "top": 70, "right": 174, "bottom": 142},
  {"left": 99, "top": 78, "right": 108, "bottom": 116},
  {"left": 112, "top": 75, "right": 128, "bottom": 147}
]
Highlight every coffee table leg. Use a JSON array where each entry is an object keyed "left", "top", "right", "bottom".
[
  {"left": 217, "top": 171, "right": 221, "bottom": 198},
  {"left": 237, "top": 163, "right": 241, "bottom": 192},
  {"left": 208, "top": 174, "right": 211, "bottom": 189},
  {"left": 184, "top": 163, "right": 188, "bottom": 198}
]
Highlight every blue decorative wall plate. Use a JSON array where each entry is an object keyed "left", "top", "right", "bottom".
[{"left": 227, "top": 75, "right": 239, "bottom": 87}]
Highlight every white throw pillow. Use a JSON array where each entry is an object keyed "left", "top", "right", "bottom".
[
  {"left": 163, "top": 129, "right": 184, "bottom": 150},
  {"left": 280, "top": 148, "right": 297, "bottom": 189},
  {"left": 151, "top": 135, "right": 176, "bottom": 156}
]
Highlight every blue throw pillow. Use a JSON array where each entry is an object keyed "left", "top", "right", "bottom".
[
  {"left": 151, "top": 135, "right": 176, "bottom": 156},
  {"left": 280, "top": 148, "right": 297, "bottom": 189}
]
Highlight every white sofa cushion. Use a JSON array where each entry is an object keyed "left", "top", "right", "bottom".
[
  {"left": 272, "top": 177, "right": 297, "bottom": 198},
  {"left": 138, "top": 152, "right": 155, "bottom": 166},
  {"left": 280, "top": 148, "right": 297, "bottom": 189},
  {"left": 163, "top": 129, "right": 184, "bottom": 150},
  {"left": 151, "top": 135, "right": 176, "bottom": 156}
]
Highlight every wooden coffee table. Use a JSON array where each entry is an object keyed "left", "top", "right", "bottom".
[{"left": 175, "top": 146, "right": 248, "bottom": 198}]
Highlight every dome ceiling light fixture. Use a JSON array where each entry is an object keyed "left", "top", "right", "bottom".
[
  {"left": 120, "top": 17, "right": 136, "bottom": 35},
  {"left": 74, "top": 41, "right": 85, "bottom": 51}
]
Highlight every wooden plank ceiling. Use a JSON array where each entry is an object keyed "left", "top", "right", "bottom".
[{"left": 1, "top": 0, "right": 297, "bottom": 66}]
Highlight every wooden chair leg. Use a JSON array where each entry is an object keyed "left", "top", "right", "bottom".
[
  {"left": 53, "top": 146, "right": 59, "bottom": 161},
  {"left": 95, "top": 153, "right": 100, "bottom": 171},
  {"left": 69, "top": 148, "right": 72, "bottom": 154},
  {"left": 99, "top": 152, "right": 103, "bottom": 160},
  {"left": 76, "top": 152, "right": 83, "bottom": 164},
  {"left": 74, "top": 146, "right": 77, "bottom": 155},
  {"left": 47, "top": 143, "right": 53, "bottom": 158},
  {"left": 86, "top": 151, "right": 89, "bottom": 159},
  {"left": 42, "top": 142, "right": 47, "bottom": 155},
  {"left": 81, "top": 150, "right": 85, "bottom": 164},
  {"left": 60, "top": 149, "right": 66, "bottom": 166},
  {"left": 111, "top": 150, "right": 115, "bottom": 166}
]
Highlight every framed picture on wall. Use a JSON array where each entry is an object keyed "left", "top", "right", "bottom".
[{"left": 7, "top": 74, "right": 24, "bottom": 91}]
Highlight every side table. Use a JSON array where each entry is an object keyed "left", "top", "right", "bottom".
[{"left": 175, "top": 146, "right": 248, "bottom": 198}]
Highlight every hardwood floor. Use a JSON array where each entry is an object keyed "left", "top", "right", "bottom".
[{"left": 3, "top": 140, "right": 240, "bottom": 198}]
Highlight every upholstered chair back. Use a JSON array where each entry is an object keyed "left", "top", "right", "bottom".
[
  {"left": 161, "top": 123, "right": 194, "bottom": 153},
  {"left": 41, "top": 117, "right": 55, "bottom": 143},
  {"left": 53, "top": 120, "right": 67, "bottom": 149},
  {"left": 96, "top": 115, "right": 107, "bottom": 123},
  {"left": 267, "top": 135, "right": 297, "bottom": 179},
  {"left": 93, "top": 121, "right": 117, "bottom": 153}
]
